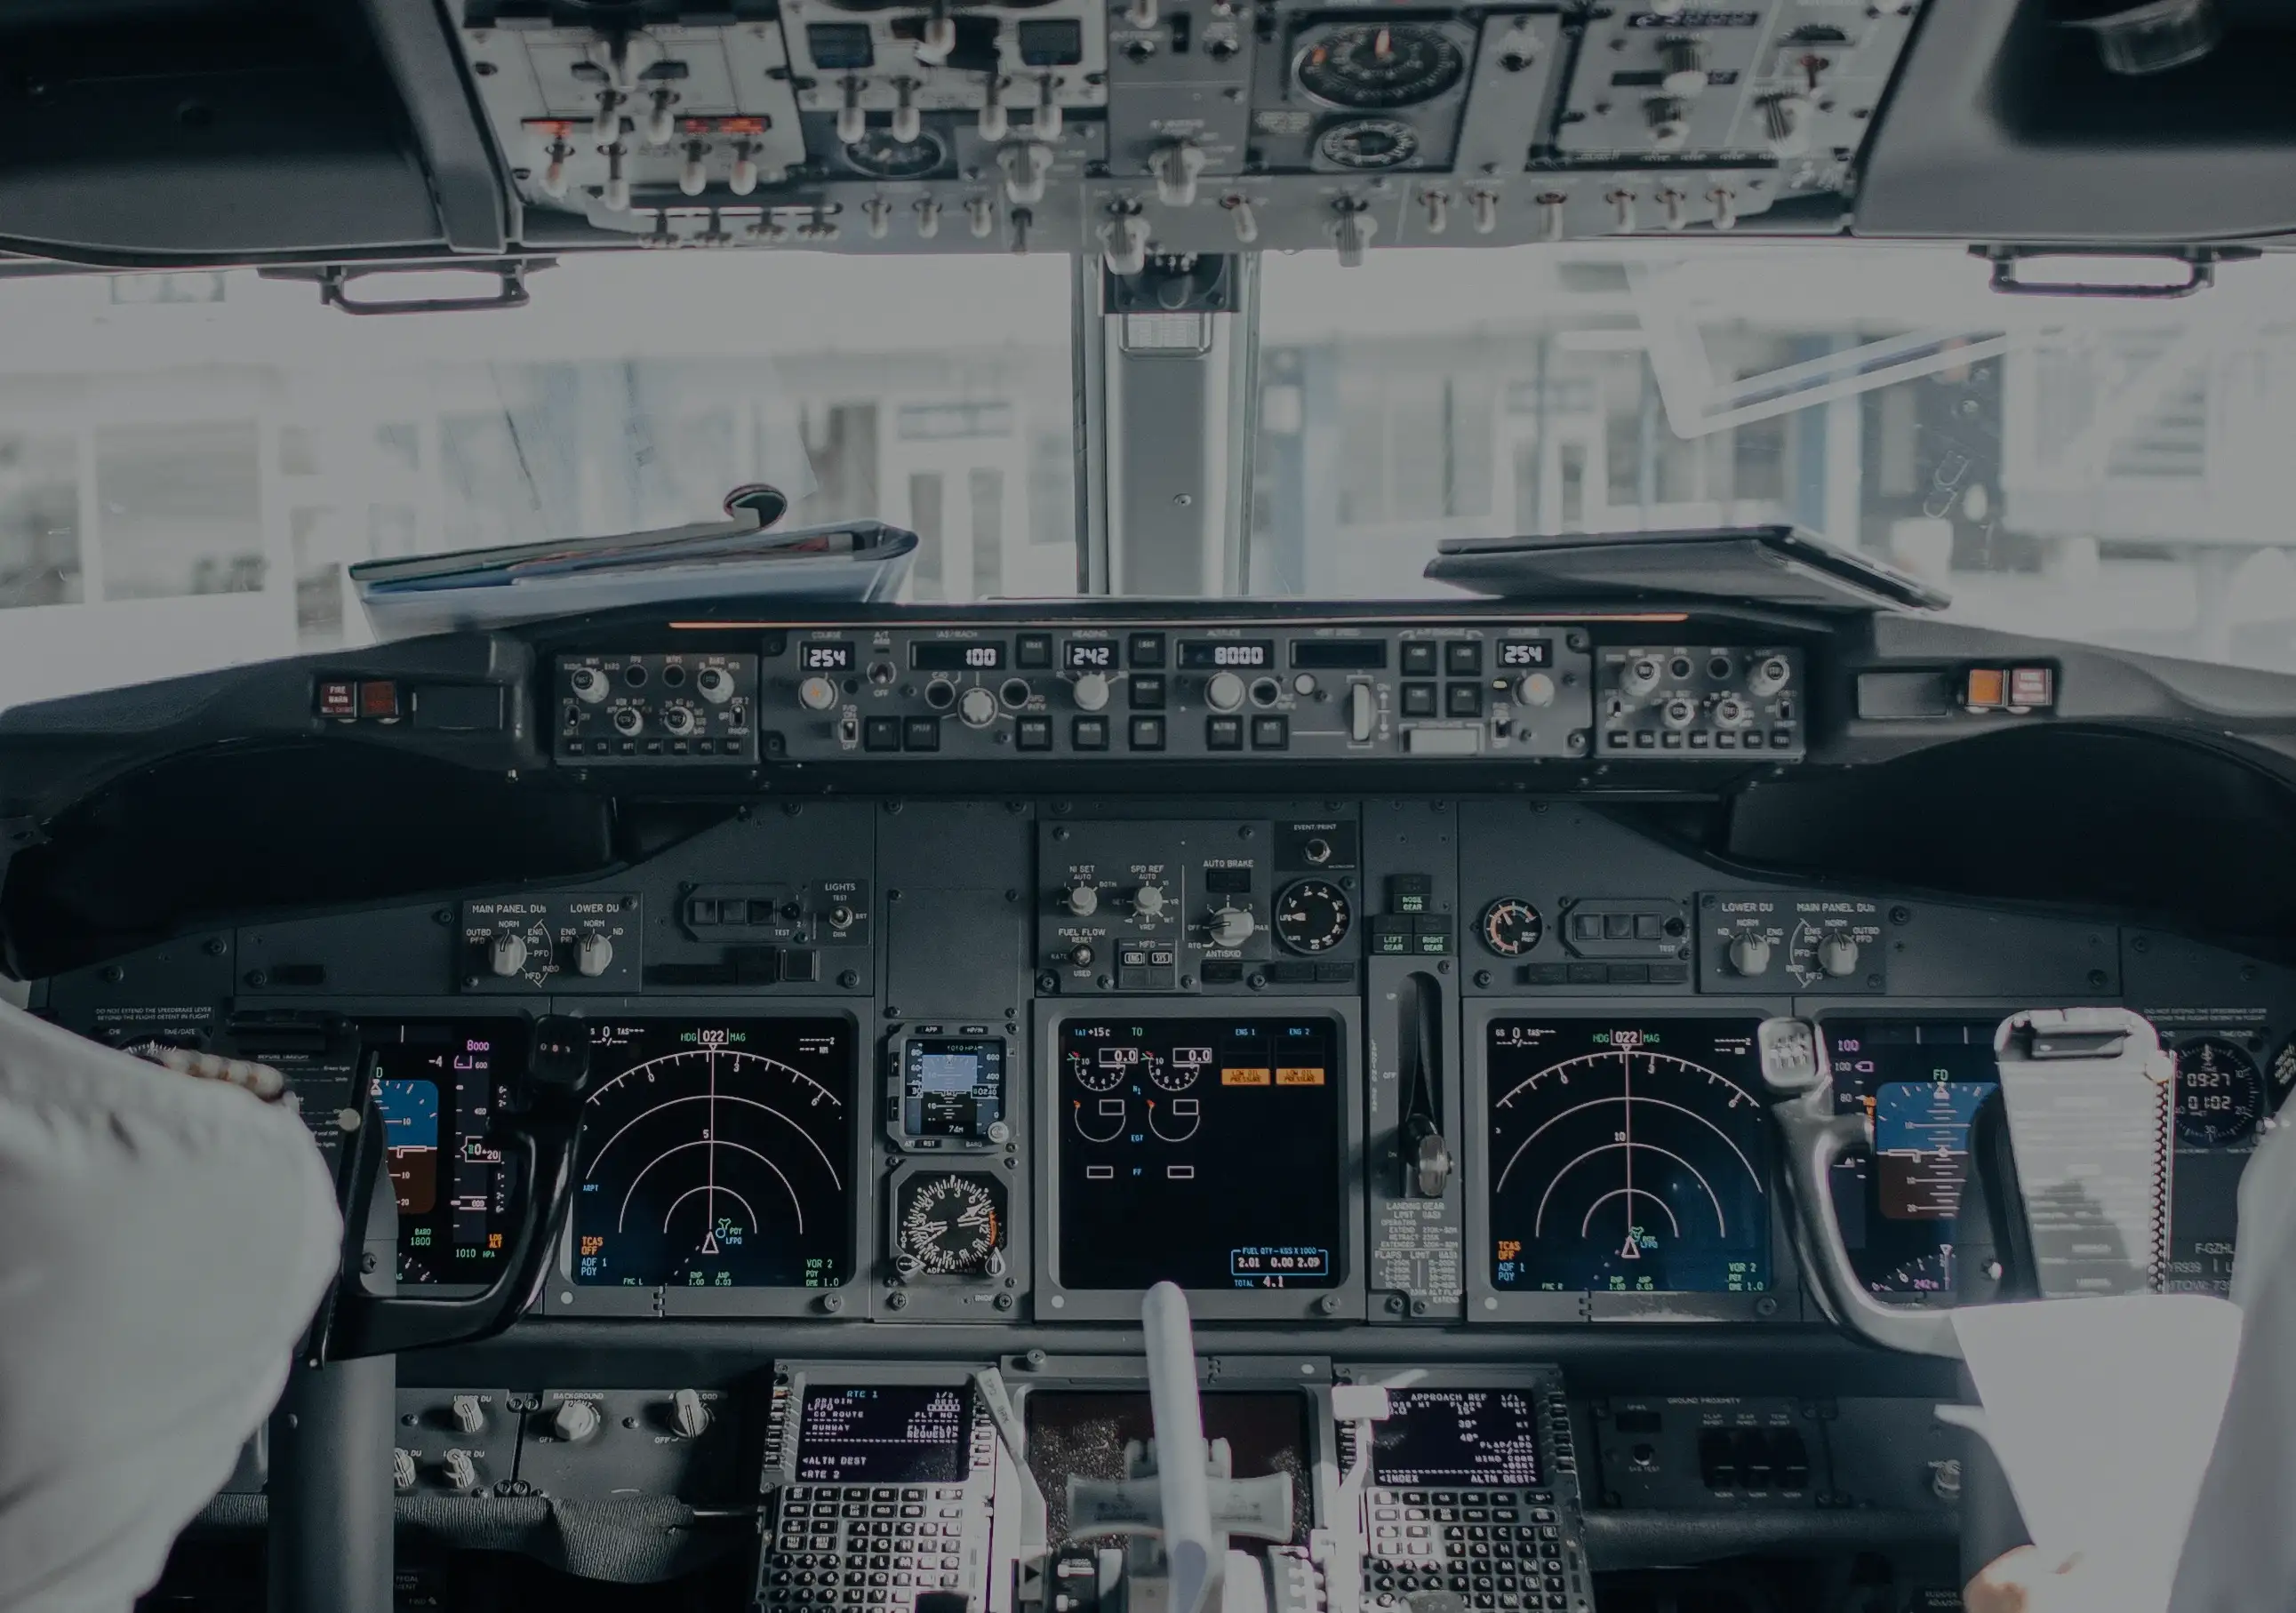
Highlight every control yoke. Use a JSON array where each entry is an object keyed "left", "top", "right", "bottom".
[
  {"left": 1060, "top": 1282, "right": 1296, "bottom": 1613},
  {"left": 1756, "top": 1009, "right": 2172, "bottom": 1361},
  {"left": 314, "top": 1015, "right": 590, "bottom": 1361}
]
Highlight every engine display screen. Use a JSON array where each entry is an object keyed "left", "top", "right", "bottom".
[
  {"left": 1825, "top": 1019, "right": 2000, "bottom": 1298},
  {"left": 1369, "top": 1391, "right": 1542, "bottom": 1489},
  {"left": 366, "top": 1021, "right": 521, "bottom": 1286},
  {"left": 1486, "top": 1020, "right": 1770, "bottom": 1293},
  {"left": 573, "top": 1019, "right": 854, "bottom": 1289},
  {"left": 1058, "top": 1018, "right": 1343, "bottom": 1290},
  {"left": 796, "top": 1385, "right": 969, "bottom": 1484},
  {"left": 901, "top": 1036, "right": 1005, "bottom": 1140}
]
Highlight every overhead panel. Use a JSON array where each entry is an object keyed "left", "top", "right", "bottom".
[{"left": 448, "top": 0, "right": 1934, "bottom": 264}]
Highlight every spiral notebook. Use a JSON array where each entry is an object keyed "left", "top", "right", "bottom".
[{"left": 1995, "top": 1009, "right": 2177, "bottom": 1297}]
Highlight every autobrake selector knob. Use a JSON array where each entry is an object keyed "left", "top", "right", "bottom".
[
  {"left": 451, "top": 1394, "right": 485, "bottom": 1435},
  {"left": 1205, "top": 670, "right": 1246, "bottom": 713},
  {"left": 958, "top": 686, "right": 999, "bottom": 729},
  {"left": 574, "top": 932, "right": 614, "bottom": 978},
  {"left": 488, "top": 933, "right": 529, "bottom": 978},
  {"left": 1818, "top": 933, "right": 1861, "bottom": 978},
  {"left": 1064, "top": 882, "right": 1100, "bottom": 918},
  {"left": 672, "top": 1388, "right": 712, "bottom": 1439},
  {"left": 1727, "top": 934, "right": 1772, "bottom": 977},
  {"left": 1072, "top": 672, "right": 1111, "bottom": 713},
  {"left": 1132, "top": 883, "right": 1168, "bottom": 920},
  {"left": 1207, "top": 905, "right": 1255, "bottom": 948},
  {"left": 798, "top": 675, "right": 839, "bottom": 712},
  {"left": 552, "top": 1400, "right": 601, "bottom": 1442}
]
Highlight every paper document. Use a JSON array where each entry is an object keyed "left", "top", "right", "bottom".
[{"left": 1952, "top": 1296, "right": 2241, "bottom": 1613}]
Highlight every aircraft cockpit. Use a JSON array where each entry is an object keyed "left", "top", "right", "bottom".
[{"left": 1, "top": 2, "right": 2292, "bottom": 1609}]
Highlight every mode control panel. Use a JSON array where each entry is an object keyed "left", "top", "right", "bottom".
[
  {"left": 1596, "top": 646, "right": 1803, "bottom": 759},
  {"left": 761, "top": 623, "right": 1595, "bottom": 763},
  {"left": 556, "top": 651, "right": 759, "bottom": 764},
  {"left": 1037, "top": 815, "right": 1362, "bottom": 994}
]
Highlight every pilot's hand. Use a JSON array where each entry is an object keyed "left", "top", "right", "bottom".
[{"left": 1965, "top": 1547, "right": 2088, "bottom": 1613}]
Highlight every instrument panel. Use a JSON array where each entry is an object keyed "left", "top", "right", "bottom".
[{"left": 52, "top": 789, "right": 2295, "bottom": 1330}]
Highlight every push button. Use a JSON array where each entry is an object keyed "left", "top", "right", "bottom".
[
  {"left": 864, "top": 716, "right": 902, "bottom": 752},
  {"left": 1017, "top": 715, "right": 1052, "bottom": 750},
  {"left": 1251, "top": 715, "right": 1289, "bottom": 749},
  {"left": 902, "top": 717, "right": 940, "bottom": 751},
  {"left": 1127, "top": 633, "right": 1166, "bottom": 669},
  {"left": 1444, "top": 641, "right": 1482, "bottom": 676},
  {"left": 1072, "top": 716, "right": 1109, "bottom": 750},
  {"left": 1130, "top": 675, "right": 1166, "bottom": 710},
  {"left": 1401, "top": 642, "right": 1438, "bottom": 676},
  {"left": 1402, "top": 683, "right": 1438, "bottom": 717},
  {"left": 1206, "top": 715, "right": 1244, "bottom": 750},
  {"left": 1445, "top": 683, "right": 1483, "bottom": 717},
  {"left": 1129, "top": 715, "right": 1166, "bottom": 750}
]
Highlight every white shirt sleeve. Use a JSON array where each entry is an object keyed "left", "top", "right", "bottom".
[
  {"left": 0, "top": 1000, "right": 342, "bottom": 1613},
  {"left": 2165, "top": 1114, "right": 2296, "bottom": 1613}
]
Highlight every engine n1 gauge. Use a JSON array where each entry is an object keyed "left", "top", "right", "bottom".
[{"left": 885, "top": 1029, "right": 1009, "bottom": 1152}]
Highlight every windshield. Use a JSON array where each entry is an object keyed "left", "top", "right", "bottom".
[{"left": 3, "top": 241, "right": 2293, "bottom": 709}]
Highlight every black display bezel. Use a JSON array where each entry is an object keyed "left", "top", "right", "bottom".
[
  {"left": 1461, "top": 998, "right": 1797, "bottom": 1325},
  {"left": 1034, "top": 998, "right": 1368, "bottom": 1322},
  {"left": 793, "top": 1382, "right": 974, "bottom": 1484},
  {"left": 552, "top": 999, "right": 867, "bottom": 1320},
  {"left": 1178, "top": 639, "right": 1276, "bottom": 670}
]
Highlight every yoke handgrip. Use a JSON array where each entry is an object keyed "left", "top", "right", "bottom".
[
  {"left": 1757, "top": 1018, "right": 1961, "bottom": 1359},
  {"left": 316, "top": 1016, "right": 588, "bottom": 1361}
]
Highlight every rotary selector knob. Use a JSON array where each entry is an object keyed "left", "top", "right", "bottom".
[
  {"left": 552, "top": 1400, "right": 601, "bottom": 1442},
  {"left": 1713, "top": 695, "right": 1752, "bottom": 730},
  {"left": 1660, "top": 698, "right": 1699, "bottom": 731},
  {"left": 672, "top": 1388, "right": 712, "bottom": 1439},
  {"left": 575, "top": 932, "right": 614, "bottom": 978},
  {"left": 958, "top": 686, "right": 999, "bottom": 729},
  {"left": 611, "top": 706, "right": 644, "bottom": 737},
  {"left": 1132, "top": 883, "right": 1168, "bottom": 920},
  {"left": 695, "top": 665, "right": 735, "bottom": 703},
  {"left": 1207, "top": 905, "right": 1256, "bottom": 948},
  {"left": 1072, "top": 672, "right": 1111, "bottom": 712},
  {"left": 1205, "top": 670, "right": 1246, "bottom": 713},
  {"left": 798, "top": 675, "right": 839, "bottom": 712},
  {"left": 442, "top": 1449, "right": 479, "bottom": 1491},
  {"left": 392, "top": 1448, "right": 418, "bottom": 1492},
  {"left": 1659, "top": 35, "right": 1709, "bottom": 96},
  {"left": 1065, "top": 882, "right": 1100, "bottom": 918},
  {"left": 1516, "top": 673, "right": 1556, "bottom": 708},
  {"left": 1818, "top": 933, "right": 1861, "bottom": 978},
  {"left": 662, "top": 704, "right": 700, "bottom": 737},
  {"left": 1645, "top": 98, "right": 1691, "bottom": 152},
  {"left": 1727, "top": 934, "right": 1772, "bottom": 977},
  {"left": 570, "top": 667, "right": 610, "bottom": 704},
  {"left": 452, "top": 1394, "right": 485, "bottom": 1435},
  {"left": 1748, "top": 654, "right": 1793, "bottom": 698},
  {"left": 1621, "top": 656, "right": 1662, "bottom": 698},
  {"left": 488, "top": 932, "right": 529, "bottom": 978}
]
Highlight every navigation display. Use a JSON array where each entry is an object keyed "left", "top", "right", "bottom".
[
  {"left": 1824, "top": 1019, "right": 1999, "bottom": 1298},
  {"left": 573, "top": 1019, "right": 854, "bottom": 1289},
  {"left": 1058, "top": 1018, "right": 1344, "bottom": 1290},
  {"left": 1370, "top": 1391, "right": 1542, "bottom": 1489},
  {"left": 365, "top": 1021, "right": 520, "bottom": 1286},
  {"left": 1486, "top": 1020, "right": 1769, "bottom": 1293},
  {"left": 796, "top": 1385, "right": 969, "bottom": 1484}
]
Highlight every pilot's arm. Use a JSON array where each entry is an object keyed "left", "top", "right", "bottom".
[{"left": 0, "top": 1000, "right": 341, "bottom": 1612}]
